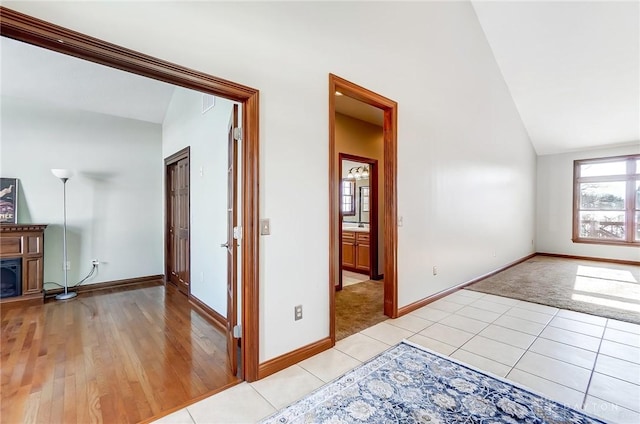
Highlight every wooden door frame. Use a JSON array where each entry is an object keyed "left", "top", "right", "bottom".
[
  {"left": 329, "top": 74, "right": 398, "bottom": 343},
  {"left": 164, "top": 147, "right": 191, "bottom": 296},
  {"left": 0, "top": 7, "right": 261, "bottom": 381},
  {"left": 338, "top": 153, "right": 379, "bottom": 289}
]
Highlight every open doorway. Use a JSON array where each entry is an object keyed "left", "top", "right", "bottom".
[
  {"left": 329, "top": 74, "right": 398, "bottom": 343},
  {"left": 336, "top": 153, "right": 384, "bottom": 339},
  {"left": 1, "top": 8, "right": 261, "bottom": 382},
  {"left": 340, "top": 155, "right": 379, "bottom": 287}
]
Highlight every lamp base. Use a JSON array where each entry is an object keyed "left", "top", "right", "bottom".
[{"left": 55, "top": 291, "right": 77, "bottom": 300}]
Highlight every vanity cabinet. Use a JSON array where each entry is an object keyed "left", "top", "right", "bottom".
[
  {"left": 342, "top": 230, "right": 370, "bottom": 274},
  {"left": 354, "top": 232, "right": 370, "bottom": 272},
  {"left": 342, "top": 231, "right": 356, "bottom": 269}
]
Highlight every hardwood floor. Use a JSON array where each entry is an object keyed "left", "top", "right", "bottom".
[{"left": 1, "top": 281, "right": 239, "bottom": 423}]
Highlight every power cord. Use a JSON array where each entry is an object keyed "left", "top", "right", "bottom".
[{"left": 44, "top": 263, "right": 98, "bottom": 289}]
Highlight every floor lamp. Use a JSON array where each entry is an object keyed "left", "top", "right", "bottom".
[{"left": 51, "top": 169, "right": 77, "bottom": 300}]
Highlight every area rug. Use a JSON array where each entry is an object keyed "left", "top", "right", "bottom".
[
  {"left": 261, "top": 341, "right": 604, "bottom": 423},
  {"left": 467, "top": 255, "right": 640, "bottom": 325},
  {"left": 335, "top": 279, "right": 386, "bottom": 340}
]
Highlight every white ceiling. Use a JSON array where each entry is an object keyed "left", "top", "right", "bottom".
[
  {"left": 472, "top": 1, "right": 639, "bottom": 155},
  {"left": 1, "top": 2, "right": 638, "bottom": 154},
  {"left": 1, "top": 37, "right": 175, "bottom": 124}
]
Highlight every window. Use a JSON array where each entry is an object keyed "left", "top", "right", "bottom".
[
  {"left": 360, "top": 186, "right": 370, "bottom": 212},
  {"left": 573, "top": 154, "right": 640, "bottom": 245},
  {"left": 341, "top": 179, "right": 355, "bottom": 216}
]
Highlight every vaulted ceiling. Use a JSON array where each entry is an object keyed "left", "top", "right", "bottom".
[
  {"left": 2, "top": 2, "right": 638, "bottom": 155},
  {"left": 472, "top": 1, "right": 639, "bottom": 155}
]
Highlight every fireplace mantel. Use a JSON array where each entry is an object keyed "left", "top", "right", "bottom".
[
  {"left": 0, "top": 224, "right": 47, "bottom": 305},
  {"left": 1, "top": 224, "right": 48, "bottom": 233}
]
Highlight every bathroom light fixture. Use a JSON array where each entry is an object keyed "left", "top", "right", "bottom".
[
  {"left": 51, "top": 168, "right": 77, "bottom": 300},
  {"left": 346, "top": 165, "right": 369, "bottom": 180}
]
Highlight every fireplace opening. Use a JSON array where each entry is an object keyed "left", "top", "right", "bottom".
[{"left": 1, "top": 258, "right": 22, "bottom": 299}]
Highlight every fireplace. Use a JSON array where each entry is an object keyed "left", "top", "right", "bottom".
[{"left": 1, "top": 258, "right": 22, "bottom": 299}]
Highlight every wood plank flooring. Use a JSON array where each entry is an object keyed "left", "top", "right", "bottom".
[{"left": 1, "top": 281, "right": 239, "bottom": 423}]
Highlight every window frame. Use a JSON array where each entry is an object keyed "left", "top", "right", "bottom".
[
  {"left": 572, "top": 154, "right": 640, "bottom": 246},
  {"left": 341, "top": 179, "right": 356, "bottom": 216}
]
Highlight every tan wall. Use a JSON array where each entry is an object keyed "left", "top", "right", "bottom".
[{"left": 335, "top": 112, "right": 385, "bottom": 273}]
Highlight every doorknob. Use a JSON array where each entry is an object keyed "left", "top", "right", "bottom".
[{"left": 220, "top": 242, "right": 229, "bottom": 248}]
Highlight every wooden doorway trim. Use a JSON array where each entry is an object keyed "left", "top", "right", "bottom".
[
  {"left": 0, "top": 7, "right": 261, "bottom": 382},
  {"left": 329, "top": 74, "right": 398, "bottom": 343}
]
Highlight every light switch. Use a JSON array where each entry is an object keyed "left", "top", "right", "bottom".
[{"left": 260, "top": 219, "right": 270, "bottom": 235}]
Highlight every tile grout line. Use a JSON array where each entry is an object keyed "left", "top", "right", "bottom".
[
  {"left": 391, "top": 292, "right": 636, "bottom": 411},
  {"left": 447, "top": 297, "right": 534, "bottom": 371},
  {"left": 581, "top": 319, "right": 608, "bottom": 410},
  {"left": 458, "top": 293, "right": 639, "bottom": 414},
  {"left": 333, "top": 335, "right": 373, "bottom": 364},
  {"left": 186, "top": 407, "right": 197, "bottom": 424},
  {"left": 502, "top": 302, "right": 560, "bottom": 380},
  {"left": 250, "top": 381, "right": 288, "bottom": 413},
  {"left": 444, "top": 294, "right": 639, "bottom": 414},
  {"left": 441, "top": 295, "right": 604, "bottom": 397},
  {"left": 453, "top": 297, "right": 617, "bottom": 406}
]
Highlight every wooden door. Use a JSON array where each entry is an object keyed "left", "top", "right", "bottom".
[
  {"left": 165, "top": 148, "right": 190, "bottom": 296},
  {"left": 226, "top": 105, "right": 239, "bottom": 376}
]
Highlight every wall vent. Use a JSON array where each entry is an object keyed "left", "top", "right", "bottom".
[{"left": 202, "top": 94, "right": 215, "bottom": 114}]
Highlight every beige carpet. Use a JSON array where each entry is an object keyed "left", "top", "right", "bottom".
[
  {"left": 335, "top": 280, "right": 386, "bottom": 340},
  {"left": 467, "top": 256, "right": 640, "bottom": 325}
]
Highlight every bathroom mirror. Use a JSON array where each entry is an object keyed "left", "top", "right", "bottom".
[{"left": 341, "top": 159, "right": 370, "bottom": 225}]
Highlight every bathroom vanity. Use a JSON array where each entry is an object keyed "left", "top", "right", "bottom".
[{"left": 341, "top": 227, "right": 370, "bottom": 274}]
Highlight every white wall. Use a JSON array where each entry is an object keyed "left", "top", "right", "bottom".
[
  {"left": 6, "top": 1, "right": 536, "bottom": 362},
  {"left": 1, "top": 96, "right": 163, "bottom": 286},
  {"left": 162, "top": 88, "right": 235, "bottom": 316},
  {"left": 537, "top": 145, "right": 640, "bottom": 262}
]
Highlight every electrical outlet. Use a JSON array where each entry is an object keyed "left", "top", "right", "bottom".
[
  {"left": 65, "top": 261, "right": 71, "bottom": 270},
  {"left": 432, "top": 266, "right": 438, "bottom": 276},
  {"left": 294, "top": 305, "right": 303, "bottom": 321},
  {"left": 92, "top": 259, "right": 99, "bottom": 266}
]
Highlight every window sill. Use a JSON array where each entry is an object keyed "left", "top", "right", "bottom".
[{"left": 572, "top": 238, "right": 640, "bottom": 247}]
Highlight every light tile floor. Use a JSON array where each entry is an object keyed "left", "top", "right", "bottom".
[
  {"left": 341, "top": 270, "right": 370, "bottom": 287},
  {"left": 155, "top": 289, "right": 640, "bottom": 424}
]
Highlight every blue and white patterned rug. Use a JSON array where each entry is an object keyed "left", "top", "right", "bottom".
[{"left": 261, "top": 341, "right": 605, "bottom": 423}]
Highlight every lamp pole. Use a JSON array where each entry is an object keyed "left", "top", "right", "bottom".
[{"left": 52, "top": 169, "right": 77, "bottom": 300}]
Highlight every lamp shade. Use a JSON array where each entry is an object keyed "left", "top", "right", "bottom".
[{"left": 51, "top": 169, "right": 74, "bottom": 180}]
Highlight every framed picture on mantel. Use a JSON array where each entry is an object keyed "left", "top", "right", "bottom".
[{"left": 0, "top": 178, "right": 18, "bottom": 224}]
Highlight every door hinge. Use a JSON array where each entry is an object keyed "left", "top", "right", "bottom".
[
  {"left": 233, "top": 324, "right": 242, "bottom": 338},
  {"left": 233, "top": 127, "right": 242, "bottom": 141},
  {"left": 233, "top": 226, "right": 242, "bottom": 240}
]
